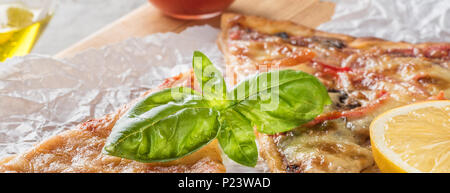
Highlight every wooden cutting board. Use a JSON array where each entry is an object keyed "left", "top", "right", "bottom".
[{"left": 55, "top": 0, "right": 335, "bottom": 58}]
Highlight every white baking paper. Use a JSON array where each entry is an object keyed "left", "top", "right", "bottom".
[
  {"left": 0, "top": 0, "right": 448, "bottom": 172},
  {"left": 318, "top": 0, "right": 450, "bottom": 42},
  {"left": 0, "top": 25, "right": 266, "bottom": 172}
]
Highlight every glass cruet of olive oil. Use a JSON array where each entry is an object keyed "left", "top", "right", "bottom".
[{"left": 0, "top": 0, "right": 56, "bottom": 62}]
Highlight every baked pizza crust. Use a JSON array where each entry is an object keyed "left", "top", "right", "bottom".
[
  {"left": 218, "top": 13, "right": 449, "bottom": 173},
  {"left": 0, "top": 71, "right": 226, "bottom": 173},
  {"left": 219, "top": 13, "right": 450, "bottom": 52},
  {"left": 218, "top": 13, "right": 365, "bottom": 173}
]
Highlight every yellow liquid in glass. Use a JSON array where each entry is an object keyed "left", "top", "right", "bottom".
[{"left": 0, "top": 4, "right": 52, "bottom": 62}]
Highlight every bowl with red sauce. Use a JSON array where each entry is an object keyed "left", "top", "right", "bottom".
[{"left": 148, "top": 0, "right": 235, "bottom": 20}]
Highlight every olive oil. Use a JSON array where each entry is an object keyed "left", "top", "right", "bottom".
[{"left": 0, "top": 4, "right": 52, "bottom": 62}]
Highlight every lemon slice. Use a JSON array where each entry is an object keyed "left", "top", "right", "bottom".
[
  {"left": 370, "top": 100, "right": 450, "bottom": 173},
  {"left": 7, "top": 6, "right": 34, "bottom": 28}
]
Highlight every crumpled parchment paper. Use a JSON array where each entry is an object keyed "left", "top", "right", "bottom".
[
  {"left": 0, "top": 0, "right": 448, "bottom": 172},
  {"left": 0, "top": 25, "right": 226, "bottom": 161},
  {"left": 318, "top": 0, "right": 450, "bottom": 42}
]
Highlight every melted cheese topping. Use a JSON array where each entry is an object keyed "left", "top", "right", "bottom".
[
  {"left": 276, "top": 119, "right": 373, "bottom": 173},
  {"left": 225, "top": 23, "right": 450, "bottom": 173}
]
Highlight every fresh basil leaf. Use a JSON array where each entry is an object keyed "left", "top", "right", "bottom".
[
  {"left": 218, "top": 109, "right": 258, "bottom": 167},
  {"left": 193, "top": 51, "right": 227, "bottom": 100},
  {"left": 103, "top": 87, "right": 220, "bottom": 162},
  {"left": 230, "top": 70, "right": 331, "bottom": 134},
  {"left": 127, "top": 87, "right": 201, "bottom": 117},
  {"left": 103, "top": 50, "right": 332, "bottom": 168}
]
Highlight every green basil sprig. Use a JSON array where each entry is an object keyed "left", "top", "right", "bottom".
[
  {"left": 103, "top": 51, "right": 331, "bottom": 167},
  {"left": 192, "top": 51, "right": 227, "bottom": 100}
]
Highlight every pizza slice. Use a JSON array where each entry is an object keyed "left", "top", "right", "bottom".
[
  {"left": 218, "top": 13, "right": 449, "bottom": 173},
  {"left": 0, "top": 71, "right": 226, "bottom": 173}
]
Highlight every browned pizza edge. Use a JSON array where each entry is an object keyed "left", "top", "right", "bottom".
[{"left": 217, "top": 13, "right": 449, "bottom": 173}]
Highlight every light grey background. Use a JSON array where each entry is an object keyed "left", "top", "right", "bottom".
[{"left": 32, "top": 0, "right": 146, "bottom": 55}]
